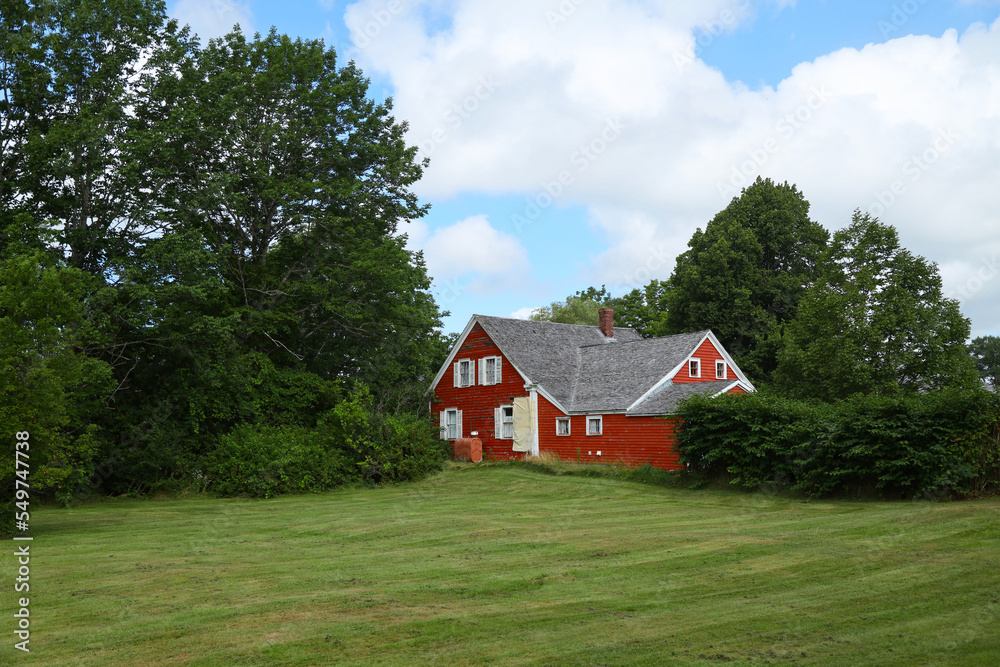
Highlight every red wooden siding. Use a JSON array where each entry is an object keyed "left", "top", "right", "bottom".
[
  {"left": 673, "top": 337, "right": 733, "bottom": 383},
  {"left": 536, "top": 395, "right": 683, "bottom": 470},
  {"left": 432, "top": 323, "right": 528, "bottom": 461}
]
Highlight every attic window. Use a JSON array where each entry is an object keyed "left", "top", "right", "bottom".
[
  {"left": 689, "top": 358, "right": 701, "bottom": 378},
  {"left": 481, "top": 356, "right": 502, "bottom": 385},
  {"left": 587, "top": 415, "right": 603, "bottom": 436},
  {"left": 454, "top": 359, "right": 474, "bottom": 387},
  {"left": 716, "top": 360, "right": 727, "bottom": 380}
]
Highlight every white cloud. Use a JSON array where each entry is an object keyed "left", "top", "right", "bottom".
[
  {"left": 170, "top": 0, "right": 254, "bottom": 40},
  {"left": 403, "top": 215, "right": 530, "bottom": 296},
  {"left": 509, "top": 306, "right": 539, "bottom": 320},
  {"left": 348, "top": 1, "right": 1000, "bottom": 334}
]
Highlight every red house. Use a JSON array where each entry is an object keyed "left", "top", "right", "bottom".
[{"left": 428, "top": 309, "right": 754, "bottom": 469}]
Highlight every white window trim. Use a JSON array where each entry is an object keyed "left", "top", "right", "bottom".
[
  {"left": 586, "top": 415, "right": 603, "bottom": 436},
  {"left": 556, "top": 417, "right": 571, "bottom": 436},
  {"left": 716, "top": 359, "right": 727, "bottom": 380},
  {"left": 689, "top": 358, "right": 701, "bottom": 378},
  {"left": 495, "top": 404, "right": 514, "bottom": 440},
  {"left": 480, "top": 355, "right": 503, "bottom": 386},
  {"left": 443, "top": 408, "right": 461, "bottom": 440},
  {"left": 454, "top": 359, "right": 475, "bottom": 388}
]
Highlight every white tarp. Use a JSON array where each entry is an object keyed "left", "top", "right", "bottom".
[{"left": 512, "top": 397, "right": 534, "bottom": 453}]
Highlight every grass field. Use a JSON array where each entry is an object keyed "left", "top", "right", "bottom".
[{"left": 5, "top": 463, "right": 1000, "bottom": 665}]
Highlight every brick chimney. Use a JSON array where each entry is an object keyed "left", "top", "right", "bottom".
[{"left": 598, "top": 308, "right": 614, "bottom": 339}]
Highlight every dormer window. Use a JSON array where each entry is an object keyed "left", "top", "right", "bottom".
[{"left": 689, "top": 358, "right": 701, "bottom": 378}]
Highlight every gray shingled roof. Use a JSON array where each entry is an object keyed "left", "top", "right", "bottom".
[
  {"left": 628, "top": 380, "right": 736, "bottom": 415},
  {"left": 475, "top": 315, "right": 729, "bottom": 415}
]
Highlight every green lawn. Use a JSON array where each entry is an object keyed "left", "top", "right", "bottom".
[{"left": 6, "top": 464, "right": 1000, "bottom": 665}]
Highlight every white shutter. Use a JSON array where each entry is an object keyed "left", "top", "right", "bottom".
[
  {"left": 495, "top": 357, "right": 502, "bottom": 384},
  {"left": 439, "top": 411, "right": 447, "bottom": 440},
  {"left": 480, "top": 359, "right": 486, "bottom": 385},
  {"left": 470, "top": 360, "right": 476, "bottom": 386},
  {"left": 494, "top": 407, "right": 501, "bottom": 438},
  {"left": 457, "top": 410, "right": 463, "bottom": 439},
  {"left": 453, "top": 362, "right": 460, "bottom": 387}
]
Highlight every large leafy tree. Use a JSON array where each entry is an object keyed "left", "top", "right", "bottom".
[
  {"left": 774, "top": 211, "right": 979, "bottom": 400},
  {"left": 133, "top": 27, "right": 439, "bottom": 385},
  {"left": 13, "top": 0, "right": 174, "bottom": 273},
  {"left": 968, "top": 335, "right": 1000, "bottom": 387},
  {"left": 664, "top": 177, "right": 829, "bottom": 382},
  {"left": 88, "top": 27, "right": 445, "bottom": 488},
  {"left": 3, "top": 7, "right": 447, "bottom": 494}
]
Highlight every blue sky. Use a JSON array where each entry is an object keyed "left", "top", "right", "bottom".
[{"left": 169, "top": 0, "right": 1000, "bottom": 337}]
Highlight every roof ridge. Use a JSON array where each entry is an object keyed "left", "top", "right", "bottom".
[{"left": 576, "top": 329, "right": 709, "bottom": 350}]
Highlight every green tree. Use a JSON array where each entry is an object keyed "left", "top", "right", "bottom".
[
  {"left": 0, "top": 0, "right": 41, "bottom": 220},
  {"left": 611, "top": 280, "right": 672, "bottom": 336},
  {"left": 2, "top": 9, "right": 448, "bottom": 495},
  {"left": 14, "top": 0, "right": 175, "bottom": 273},
  {"left": 968, "top": 335, "right": 1000, "bottom": 387},
  {"left": 530, "top": 295, "right": 603, "bottom": 325},
  {"left": 135, "top": 27, "right": 439, "bottom": 385},
  {"left": 0, "top": 219, "right": 113, "bottom": 505},
  {"left": 88, "top": 27, "right": 443, "bottom": 491},
  {"left": 664, "top": 177, "right": 829, "bottom": 382},
  {"left": 775, "top": 211, "right": 979, "bottom": 401}
]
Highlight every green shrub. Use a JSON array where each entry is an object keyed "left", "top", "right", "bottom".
[
  {"left": 206, "top": 383, "right": 449, "bottom": 498},
  {"left": 206, "top": 424, "right": 352, "bottom": 498},
  {"left": 676, "top": 388, "right": 1000, "bottom": 499},
  {"left": 319, "top": 383, "right": 449, "bottom": 485}
]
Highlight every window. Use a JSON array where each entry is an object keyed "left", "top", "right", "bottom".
[
  {"left": 716, "top": 360, "right": 727, "bottom": 380},
  {"left": 501, "top": 406, "right": 513, "bottom": 439},
  {"left": 556, "top": 418, "right": 571, "bottom": 436},
  {"left": 442, "top": 408, "right": 461, "bottom": 440},
  {"left": 481, "top": 356, "right": 502, "bottom": 385},
  {"left": 689, "top": 358, "right": 701, "bottom": 378},
  {"left": 494, "top": 405, "right": 514, "bottom": 439},
  {"left": 587, "top": 415, "right": 603, "bottom": 436},
  {"left": 453, "top": 359, "right": 475, "bottom": 387}
]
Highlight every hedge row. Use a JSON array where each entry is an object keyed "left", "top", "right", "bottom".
[{"left": 674, "top": 388, "right": 1000, "bottom": 498}]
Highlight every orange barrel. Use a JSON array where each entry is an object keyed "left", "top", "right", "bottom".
[{"left": 453, "top": 438, "right": 483, "bottom": 463}]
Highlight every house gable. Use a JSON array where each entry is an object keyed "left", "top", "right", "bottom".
[
  {"left": 431, "top": 322, "right": 533, "bottom": 445},
  {"left": 428, "top": 318, "right": 532, "bottom": 398}
]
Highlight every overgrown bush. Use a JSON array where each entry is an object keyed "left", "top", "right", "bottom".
[
  {"left": 205, "top": 383, "right": 449, "bottom": 498},
  {"left": 318, "top": 383, "right": 450, "bottom": 485},
  {"left": 205, "top": 425, "right": 352, "bottom": 498},
  {"left": 675, "top": 388, "right": 1000, "bottom": 499}
]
